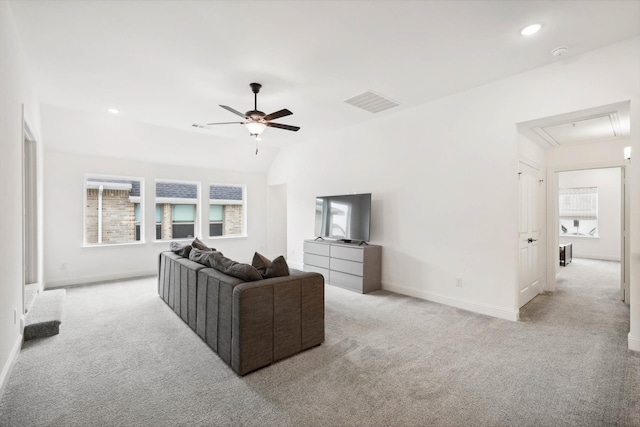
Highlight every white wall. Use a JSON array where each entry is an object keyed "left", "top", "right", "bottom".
[
  {"left": 0, "top": 1, "right": 43, "bottom": 397},
  {"left": 42, "top": 108, "right": 270, "bottom": 286},
  {"left": 268, "top": 37, "right": 640, "bottom": 323},
  {"left": 558, "top": 168, "right": 621, "bottom": 261},
  {"left": 266, "top": 184, "right": 288, "bottom": 259}
]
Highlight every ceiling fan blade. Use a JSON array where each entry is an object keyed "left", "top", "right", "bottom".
[
  {"left": 263, "top": 109, "right": 293, "bottom": 121},
  {"left": 192, "top": 122, "right": 243, "bottom": 129},
  {"left": 267, "top": 122, "right": 300, "bottom": 132},
  {"left": 219, "top": 105, "right": 248, "bottom": 118}
]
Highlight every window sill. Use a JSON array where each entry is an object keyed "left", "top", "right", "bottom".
[
  {"left": 154, "top": 238, "right": 193, "bottom": 244},
  {"left": 83, "top": 241, "right": 146, "bottom": 248},
  {"left": 559, "top": 234, "right": 599, "bottom": 239},
  {"left": 208, "top": 235, "right": 247, "bottom": 240}
]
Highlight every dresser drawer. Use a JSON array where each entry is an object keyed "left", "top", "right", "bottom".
[
  {"left": 304, "top": 241, "right": 330, "bottom": 256},
  {"left": 329, "top": 271, "right": 364, "bottom": 293},
  {"left": 303, "top": 264, "right": 329, "bottom": 281},
  {"left": 330, "top": 258, "right": 363, "bottom": 276},
  {"left": 304, "top": 253, "right": 330, "bottom": 269},
  {"left": 330, "top": 245, "right": 364, "bottom": 262}
]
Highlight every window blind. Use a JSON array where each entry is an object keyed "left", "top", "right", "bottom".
[{"left": 559, "top": 187, "right": 598, "bottom": 219}]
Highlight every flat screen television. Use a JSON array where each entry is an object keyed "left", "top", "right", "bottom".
[{"left": 314, "top": 193, "right": 371, "bottom": 243}]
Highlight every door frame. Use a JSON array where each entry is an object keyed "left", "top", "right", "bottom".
[{"left": 545, "top": 160, "right": 629, "bottom": 299}]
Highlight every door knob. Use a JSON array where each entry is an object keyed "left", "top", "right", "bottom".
[{"left": 527, "top": 238, "right": 537, "bottom": 243}]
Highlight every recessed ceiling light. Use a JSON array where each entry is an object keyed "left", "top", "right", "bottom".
[
  {"left": 521, "top": 23, "right": 542, "bottom": 36},
  {"left": 107, "top": 108, "right": 119, "bottom": 114}
]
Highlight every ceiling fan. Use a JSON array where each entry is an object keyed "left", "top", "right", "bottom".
[{"left": 192, "top": 83, "right": 300, "bottom": 140}]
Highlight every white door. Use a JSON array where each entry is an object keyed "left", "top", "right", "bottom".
[{"left": 518, "top": 161, "right": 542, "bottom": 308}]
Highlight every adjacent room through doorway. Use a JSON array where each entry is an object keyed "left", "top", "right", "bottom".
[{"left": 557, "top": 167, "right": 624, "bottom": 301}]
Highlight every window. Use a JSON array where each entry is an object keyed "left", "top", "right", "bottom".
[
  {"left": 559, "top": 187, "right": 598, "bottom": 237},
  {"left": 84, "top": 175, "right": 143, "bottom": 245},
  {"left": 155, "top": 180, "right": 200, "bottom": 240},
  {"left": 209, "top": 184, "right": 245, "bottom": 237}
]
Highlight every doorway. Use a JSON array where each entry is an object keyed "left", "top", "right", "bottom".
[
  {"left": 22, "top": 121, "right": 38, "bottom": 314},
  {"left": 548, "top": 165, "right": 628, "bottom": 301}
]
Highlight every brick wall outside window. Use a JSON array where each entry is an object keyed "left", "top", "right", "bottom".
[
  {"left": 224, "top": 205, "right": 243, "bottom": 235},
  {"left": 86, "top": 189, "right": 135, "bottom": 243},
  {"left": 161, "top": 203, "right": 173, "bottom": 240}
]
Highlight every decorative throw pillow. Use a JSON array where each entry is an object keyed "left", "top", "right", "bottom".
[
  {"left": 192, "top": 237, "right": 214, "bottom": 252},
  {"left": 210, "top": 252, "right": 262, "bottom": 282},
  {"left": 251, "top": 252, "right": 290, "bottom": 278},
  {"left": 251, "top": 252, "right": 272, "bottom": 276},
  {"left": 265, "top": 255, "right": 290, "bottom": 278},
  {"left": 170, "top": 242, "right": 192, "bottom": 258},
  {"left": 189, "top": 248, "right": 213, "bottom": 267}
]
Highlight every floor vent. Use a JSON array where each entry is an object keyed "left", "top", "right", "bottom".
[{"left": 344, "top": 90, "right": 399, "bottom": 113}]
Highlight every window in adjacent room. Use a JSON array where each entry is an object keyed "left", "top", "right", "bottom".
[
  {"left": 559, "top": 187, "right": 598, "bottom": 237},
  {"left": 84, "top": 175, "right": 144, "bottom": 245},
  {"left": 209, "top": 184, "right": 246, "bottom": 237},
  {"left": 155, "top": 180, "right": 200, "bottom": 240}
]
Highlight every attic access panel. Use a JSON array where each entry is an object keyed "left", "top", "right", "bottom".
[{"left": 536, "top": 114, "right": 620, "bottom": 146}]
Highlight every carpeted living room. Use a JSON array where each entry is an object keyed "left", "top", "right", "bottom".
[{"left": 2, "top": 1, "right": 640, "bottom": 426}]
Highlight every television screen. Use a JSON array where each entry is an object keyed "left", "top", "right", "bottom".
[{"left": 314, "top": 193, "right": 371, "bottom": 242}]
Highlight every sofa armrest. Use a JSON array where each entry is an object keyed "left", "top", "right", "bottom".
[{"left": 231, "top": 271, "right": 324, "bottom": 375}]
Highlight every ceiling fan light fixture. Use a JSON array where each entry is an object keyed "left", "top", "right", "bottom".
[{"left": 245, "top": 121, "right": 266, "bottom": 136}]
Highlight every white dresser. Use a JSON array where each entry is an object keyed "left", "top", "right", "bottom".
[{"left": 303, "top": 239, "right": 381, "bottom": 294}]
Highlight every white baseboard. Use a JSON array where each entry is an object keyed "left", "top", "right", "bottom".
[
  {"left": 382, "top": 281, "right": 519, "bottom": 321},
  {"left": 46, "top": 269, "right": 157, "bottom": 288},
  {"left": 629, "top": 333, "right": 640, "bottom": 352},
  {"left": 0, "top": 335, "right": 22, "bottom": 402},
  {"left": 572, "top": 254, "right": 621, "bottom": 262},
  {"left": 289, "top": 261, "right": 304, "bottom": 270}
]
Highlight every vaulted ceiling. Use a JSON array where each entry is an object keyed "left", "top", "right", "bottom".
[{"left": 10, "top": 0, "right": 640, "bottom": 149}]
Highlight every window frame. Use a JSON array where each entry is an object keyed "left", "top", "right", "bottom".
[
  {"left": 208, "top": 183, "right": 247, "bottom": 239},
  {"left": 83, "top": 173, "right": 145, "bottom": 247},
  {"left": 559, "top": 187, "right": 599, "bottom": 238},
  {"left": 154, "top": 179, "right": 201, "bottom": 242}
]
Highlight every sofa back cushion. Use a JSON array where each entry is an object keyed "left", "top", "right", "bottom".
[
  {"left": 210, "top": 252, "right": 262, "bottom": 282},
  {"left": 192, "top": 237, "right": 214, "bottom": 252},
  {"left": 170, "top": 241, "right": 192, "bottom": 258},
  {"left": 189, "top": 248, "right": 214, "bottom": 267}
]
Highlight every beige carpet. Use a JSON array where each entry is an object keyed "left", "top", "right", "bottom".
[{"left": 1, "top": 258, "right": 638, "bottom": 426}]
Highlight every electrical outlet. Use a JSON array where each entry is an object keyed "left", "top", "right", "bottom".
[
  {"left": 456, "top": 278, "right": 463, "bottom": 287},
  {"left": 61, "top": 263, "right": 66, "bottom": 270}
]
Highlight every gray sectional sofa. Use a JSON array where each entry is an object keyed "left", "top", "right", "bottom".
[{"left": 158, "top": 251, "right": 325, "bottom": 375}]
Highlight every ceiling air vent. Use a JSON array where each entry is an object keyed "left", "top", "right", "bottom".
[{"left": 344, "top": 90, "right": 399, "bottom": 113}]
